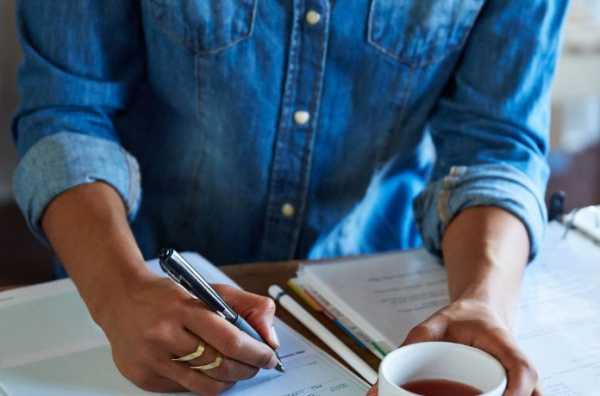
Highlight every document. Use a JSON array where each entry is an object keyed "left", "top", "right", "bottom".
[
  {"left": 514, "top": 223, "right": 600, "bottom": 395},
  {"left": 0, "top": 254, "right": 369, "bottom": 395},
  {"left": 297, "top": 222, "right": 600, "bottom": 395}
]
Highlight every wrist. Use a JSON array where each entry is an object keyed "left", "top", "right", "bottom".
[
  {"left": 442, "top": 207, "right": 529, "bottom": 328},
  {"left": 450, "top": 269, "right": 519, "bottom": 328},
  {"left": 81, "top": 255, "right": 154, "bottom": 324},
  {"left": 40, "top": 182, "right": 154, "bottom": 324}
]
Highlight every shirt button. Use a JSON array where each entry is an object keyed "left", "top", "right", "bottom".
[
  {"left": 281, "top": 203, "right": 296, "bottom": 218},
  {"left": 306, "top": 10, "right": 321, "bottom": 25},
  {"left": 294, "top": 110, "right": 310, "bottom": 125}
]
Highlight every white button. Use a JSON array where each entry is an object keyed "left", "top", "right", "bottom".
[
  {"left": 294, "top": 110, "right": 310, "bottom": 125},
  {"left": 281, "top": 203, "right": 296, "bottom": 218},
  {"left": 306, "top": 10, "right": 321, "bottom": 25}
]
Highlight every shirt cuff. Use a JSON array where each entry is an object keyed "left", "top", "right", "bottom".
[
  {"left": 413, "top": 163, "right": 547, "bottom": 262},
  {"left": 13, "top": 131, "right": 141, "bottom": 244}
]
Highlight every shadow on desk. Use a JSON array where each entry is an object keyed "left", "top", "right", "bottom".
[{"left": 0, "top": 201, "right": 53, "bottom": 287}]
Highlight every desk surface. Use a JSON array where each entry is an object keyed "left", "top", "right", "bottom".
[
  {"left": 221, "top": 261, "right": 381, "bottom": 377},
  {"left": 0, "top": 261, "right": 381, "bottom": 380}
]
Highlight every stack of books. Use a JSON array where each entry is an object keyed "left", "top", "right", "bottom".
[{"left": 289, "top": 249, "right": 448, "bottom": 359}]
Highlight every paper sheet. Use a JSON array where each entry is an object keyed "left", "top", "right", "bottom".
[
  {"left": 514, "top": 223, "right": 600, "bottom": 395},
  {"left": 0, "top": 254, "right": 368, "bottom": 395}
]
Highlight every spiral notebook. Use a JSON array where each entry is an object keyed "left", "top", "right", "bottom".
[{"left": 294, "top": 207, "right": 600, "bottom": 396}]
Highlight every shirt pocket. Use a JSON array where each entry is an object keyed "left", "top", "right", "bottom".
[
  {"left": 367, "top": 0, "right": 485, "bottom": 65},
  {"left": 149, "top": 0, "right": 257, "bottom": 53}
]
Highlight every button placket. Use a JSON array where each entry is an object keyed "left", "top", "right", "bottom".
[{"left": 260, "top": 0, "right": 330, "bottom": 261}]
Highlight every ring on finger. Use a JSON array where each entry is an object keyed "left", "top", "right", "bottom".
[
  {"left": 172, "top": 340, "right": 206, "bottom": 362},
  {"left": 190, "top": 353, "right": 223, "bottom": 371}
]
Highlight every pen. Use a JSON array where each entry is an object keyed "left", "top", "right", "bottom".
[
  {"left": 268, "top": 284, "right": 377, "bottom": 385},
  {"left": 158, "top": 248, "right": 285, "bottom": 373}
]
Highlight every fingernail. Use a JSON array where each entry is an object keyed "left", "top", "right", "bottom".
[{"left": 270, "top": 325, "right": 280, "bottom": 348}]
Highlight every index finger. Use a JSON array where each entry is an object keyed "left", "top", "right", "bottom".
[
  {"left": 472, "top": 330, "right": 538, "bottom": 396},
  {"left": 182, "top": 302, "right": 279, "bottom": 370}
]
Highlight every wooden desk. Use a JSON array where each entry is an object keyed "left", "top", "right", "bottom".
[
  {"left": 0, "top": 285, "right": 18, "bottom": 292},
  {"left": 221, "top": 261, "right": 381, "bottom": 377}
]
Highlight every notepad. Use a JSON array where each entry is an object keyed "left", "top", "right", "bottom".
[
  {"left": 295, "top": 222, "right": 600, "bottom": 395},
  {"left": 0, "top": 253, "right": 369, "bottom": 395}
]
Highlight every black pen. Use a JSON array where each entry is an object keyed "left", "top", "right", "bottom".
[{"left": 158, "top": 248, "right": 285, "bottom": 373}]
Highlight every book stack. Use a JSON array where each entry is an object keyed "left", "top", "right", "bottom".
[{"left": 289, "top": 249, "right": 449, "bottom": 359}]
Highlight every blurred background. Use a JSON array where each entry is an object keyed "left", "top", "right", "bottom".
[
  {"left": 0, "top": 0, "right": 55, "bottom": 286},
  {"left": 1, "top": 0, "right": 600, "bottom": 287}
]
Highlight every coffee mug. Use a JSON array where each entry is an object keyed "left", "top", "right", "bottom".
[{"left": 378, "top": 342, "right": 507, "bottom": 396}]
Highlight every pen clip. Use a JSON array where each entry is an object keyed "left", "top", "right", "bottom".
[
  {"left": 158, "top": 249, "right": 238, "bottom": 321},
  {"left": 159, "top": 261, "right": 195, "bottom": 294}
]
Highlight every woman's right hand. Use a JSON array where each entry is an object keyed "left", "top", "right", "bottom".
[
  {"left": 41, "top": 182, "right": 280, "bottom": 395},
  {"left": 95, "top": 274, "right": 280, "bottom": 395}
]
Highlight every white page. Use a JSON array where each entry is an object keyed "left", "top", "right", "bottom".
[
  {"left": 0, "top": 254, "right": 368, "bottom": 395},
  {"left": 513, "top": 223, "right": 600, "bottom": 396},
  {"left": 298, "top": 222, "right": 600, "bottom": 395},
  {"left": 564, "top": 205, "right": 600, "bottom": 243},
  {"left": 0, "top": 318, "right": 368, "bottom": 396}
]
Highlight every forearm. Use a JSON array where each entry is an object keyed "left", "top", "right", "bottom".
[
  {"left": 41, "top": 182, "right": 152, "bottom": 321},
  {"left": 441, "top": 205, "right": 529, "bottom": 327}
]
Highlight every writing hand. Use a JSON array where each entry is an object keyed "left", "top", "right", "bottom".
[
  {"left": 96, "top": 275, "right": 280, "bottom": 395},
  {"left": 41, "top": 183, "right": 281, "bottom": 395}
]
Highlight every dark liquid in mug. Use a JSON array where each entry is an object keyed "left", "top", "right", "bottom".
[{"left": 401, "top": 379, "right": 482, "bottom": 396}]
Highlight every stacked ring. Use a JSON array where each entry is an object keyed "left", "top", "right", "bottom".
[
  {"left": 190, "top": 353, "right": 223, "bottom": 371},
  {"left": 172, "top": 340, "right": 206, "bottom": 362}
]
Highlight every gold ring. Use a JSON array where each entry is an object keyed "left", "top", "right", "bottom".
[
  {"left": 190, "top": 353, "right": 223, "bottom": 371},
  {"left": 172, "top": 340, "right": 206, "bottom": 362}
]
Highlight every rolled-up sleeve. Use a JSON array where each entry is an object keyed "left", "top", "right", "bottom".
[
  {"left": 14, "top": 132, "right": 141, "bottom": 243},
  {"left": 12, "top": 1, "right": 144, "bottom": 243},
  {"left": 413, "top": 0, "right": 569, "bottom": 261}
]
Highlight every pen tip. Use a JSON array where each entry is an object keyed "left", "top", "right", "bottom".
[{"left": 275, "top": 362, "right": 285, "bottom": 373}]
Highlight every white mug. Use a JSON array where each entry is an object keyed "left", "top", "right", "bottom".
[{"left": 378, "top": 342, "right": 507, "bottom": 396}]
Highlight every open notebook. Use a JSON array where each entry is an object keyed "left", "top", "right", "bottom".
[
  {"left": 0, "top": 254, "right": 369, "bottom": 395},
  {"left": 294, "top": 221, "right": 600, "bottom": 395}
]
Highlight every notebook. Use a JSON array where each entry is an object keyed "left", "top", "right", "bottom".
[{"left": 0, "top": 253, "right": 369, "bottom": 395}]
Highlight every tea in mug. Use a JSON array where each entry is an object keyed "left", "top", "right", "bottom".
[{"left": 401, "top": 378, "right": 482, "bottom": 396}]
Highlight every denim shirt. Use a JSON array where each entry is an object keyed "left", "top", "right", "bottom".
[{"left": 13, "top": 0, "right": 567, "bottom": 266}]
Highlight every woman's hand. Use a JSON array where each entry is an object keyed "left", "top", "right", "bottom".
[
  {"left": 365, "top": 298, "right": 541, "bottom": 396},
  {"left": 408, "top": 299, "right": 540, "bottom": 395},
  {"left": 97, "top": 275, "right": 280, "bottom": 395},
  {"left": 368, "top": 206, "right": 542, "bottom": 396},
  {"left": 41, "top": 182, "right": 280, "bottom": 395}
]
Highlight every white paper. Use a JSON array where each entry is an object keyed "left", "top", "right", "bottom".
[
  {"left": 514, "top": 223, "right": 600, "bottom": 395},
  {"left": 564, "top": 205, "right": 600, "bottom": 244},
  {"left": 298, "top": 222, "right": 600, "bottom": 395},
  {"left": 0, "top": 254, "right": 368, "bottom": 395}
]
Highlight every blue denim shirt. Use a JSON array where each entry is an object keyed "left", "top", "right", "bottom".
[{"left": 13, "top": 0, "right": 567, "bottom": 267}]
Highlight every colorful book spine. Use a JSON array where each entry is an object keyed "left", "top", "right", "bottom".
[{"left": 288, "top": 277, "right": 388, "bottom": 359}]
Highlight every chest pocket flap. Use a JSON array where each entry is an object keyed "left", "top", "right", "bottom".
[
  {"left": 368, "top": 0, "right": 485, "bottom": 66},
  {"left": 150, "top": 0, "right": 257, "bottom": 53}
]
